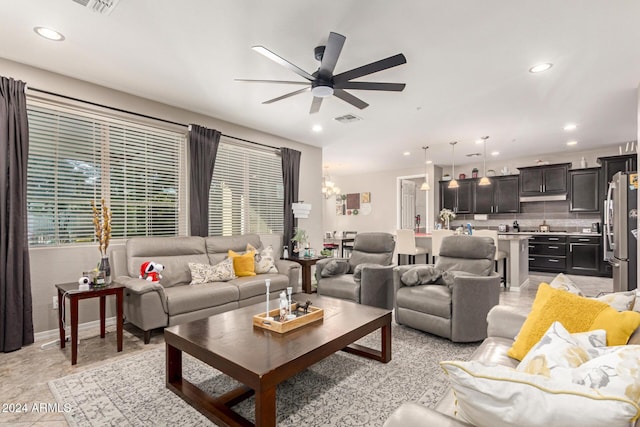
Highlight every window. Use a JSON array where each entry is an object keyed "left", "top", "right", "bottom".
[
  {"left": 208, "top": 137, "right": 283, "bottom": 236},
  {"left": 27, "top": 101, "right": 185, "bottom": 246}
]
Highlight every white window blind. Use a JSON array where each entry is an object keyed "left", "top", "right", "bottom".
[
  {"left": 27, "top": 101, "right": 185, "bottom": 246},
  {"left": 208, "top": 138, "right": 284, "bottom": 236}
]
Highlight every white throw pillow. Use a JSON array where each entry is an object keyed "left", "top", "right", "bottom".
[
  {"left": 440, "top": 360, "right": 639, "bottom": 427},
  {"left": 188, "top": 258, "right": 236, "bottom": 284},
  {"left": 594, "top": 291, "right": 636, "bottom": 312},
  {"left": 549, "top": 273, "right": 584, "bottom": 296},
  {"left": 247, "top": 243, "right": 278, "bottom": 274}
]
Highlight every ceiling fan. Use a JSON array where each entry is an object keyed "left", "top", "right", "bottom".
[{"left": 237, "top": 32, "right": 407, "bottom": 114}]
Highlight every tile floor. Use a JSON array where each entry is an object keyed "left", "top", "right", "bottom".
[{"left": 0, "top": 273, "right": 613, "bottom": 426}]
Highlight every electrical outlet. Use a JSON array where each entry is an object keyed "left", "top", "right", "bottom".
[{"left": 52, "top": 296, "right": 58, "bottom": 310}]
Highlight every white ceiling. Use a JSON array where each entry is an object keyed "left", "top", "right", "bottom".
[{"left": 1, "top": 0, "right": 639, "bottom": 174}]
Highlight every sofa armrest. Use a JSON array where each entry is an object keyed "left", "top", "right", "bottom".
[
  {"left": 115, "top": 276, "right": 165, "bottom": 295},
  {"left": 450, "top": 272, "right": 501, "bottom": 342},
  {"left": 486, "top": 304, "right": 530, "bottom": 340},
  {"left": 274, "top": 259, "right": 301, "bottom": 290},
  {"left": 383, "top": 403, "right": 473, "bottom": 427},
  {"left": 360, "top": 264, "right": 396, "bottom": 309}
]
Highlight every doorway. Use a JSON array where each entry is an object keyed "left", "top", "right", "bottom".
[{"left": 397, "top": 174, "right": 428, "bottom": 233}]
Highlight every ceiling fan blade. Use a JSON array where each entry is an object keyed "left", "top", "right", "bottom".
[
  {"left": 310, "top": 97, "right": 323, "bottom": 114},
  {"left": 334, "top": 81, "right": 406, "bottom": 91},
  {"left": 333, "top": 89, "right": 369, "bottom": 110},
  {"left": 333, "top": 53, "right": 407, "bottom": 83},
  {"left": 319, "top": 32, "right": 346, "bottom": 77},
  {"left": 262, "top": 87, "right": 310, "bottom": 104},
  {"left": 252, "top": 46, "right": 315, "bottom": 81},
  {"left": 235, "top": 79, "right": 309, "bottom": 85}
]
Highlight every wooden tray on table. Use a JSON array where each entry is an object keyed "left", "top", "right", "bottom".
[{"left": 253, "top": 303, "right": 323, "bottom": 333}]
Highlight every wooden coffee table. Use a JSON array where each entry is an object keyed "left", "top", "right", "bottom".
[{"left": 164, "top": 295, "right": 391, "bottom": 427}]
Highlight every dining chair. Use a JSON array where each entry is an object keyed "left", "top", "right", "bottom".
[
  {"left": 395, "top": 229, "right": 429, "bottom": 265},
  {"left": 473, "top": 229, "right": 508, "bottom": 286},
  {"left": 430, "top": 229, "right": 455, "bottom": 264}
]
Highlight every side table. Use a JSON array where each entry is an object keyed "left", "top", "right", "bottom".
[
  {"left": 55, "top": 282, "right": 124, "bottom": 365},
  {"left": 283, "top": 255, "right": 326, "bottom": 294}
]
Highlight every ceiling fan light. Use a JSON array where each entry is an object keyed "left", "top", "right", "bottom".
[
  {"left": 311, "top": 85, "right": 334, "bottom": 98},
  {"left": 448, "top": 179, "right": 459, "bottom": 189},
  {"left": 478, "top": 176, "right": 491, "bottom": 186}
]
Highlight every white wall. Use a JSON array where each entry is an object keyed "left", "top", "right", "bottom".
[{"left": 1, "top": 58, "right": 323, "bottom": 335}]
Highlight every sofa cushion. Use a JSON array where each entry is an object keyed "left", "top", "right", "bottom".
[
  {"left": 188, "top": 259, "right": 236, "bottom": 284},
  {"left": 317, "top": 275, "right": 361, "bottom": 303},
  {"left": 229, "top": 273, "right": 288, "bottom": 300},
  {"left": 163, "top": 282, "right": 239, "bottom": 316},
  {"left": 228, "top": 250, "right": 256, "bottom": 277},
  {"left": 205, "top": 234, "right": 263, "bottom": 264},
  {"left": 400, "top": 265, "right": 443, "bottom": 286},
  {"left": 126, "top": 236, "right": 209, "bottom": 287},
  {"left": 508, "top": 283, "right": 640, "bottom": 360},
  {"left": 247, "top": 243, "right": 278, "bottom": 274},
  {"left": 396, "top": 285, "right": 452, "bottom": 319},
  {"left": 440, "top": 359, "right": 640, "bottom": 427}
]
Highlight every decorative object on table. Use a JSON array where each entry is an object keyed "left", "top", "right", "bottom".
[
  {"left": 264, "top": 279, "right": 273, "bottom": 321},
  {"left": 253, "top": 302, "right": 324, "bottom": 333},
  {"left": 282, "top": 245, "right": 289, "bottom": 258},
  {"left": 439, "top": 208, "right": 456, "bottom": 230},
  {"left": 279, "top": 291, "right": 288, "bottom": 320},
  {"left": 295, "top": 300, "right": 312, "bottom": 315},
  {"left": 139, "top": 261, "right": 164, "bottom": 282},
  {"left": 291, "top": 228, "right": 308, "bottom": 254},
  {"left": 91, "top": 198, "right": 112, "bottom": 286},
  {"left": 78, "top": 276, "right": 91, "bottom": 291},
  {"left": 448, "top": 141, "right": 459, "bottom": 189},
  {"left": 286, "top": 287, "right": 295, "bottom": 320}
]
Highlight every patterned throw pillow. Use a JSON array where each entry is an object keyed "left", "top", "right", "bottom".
[
  {"left": 400, "top": 265, "right": 443, "bottom": 286},
  {"left": 247, "top": 243, "right": 278, "bottom": 274},
  {"left": 549, "top": 273, "right": 584, "bottom": 296},
  {"left": 320, "top": 259, "right": 350, "bottom": 277},
  {"left": 188, "top": 258, "right": 236, "bottom": 284},
  {"left": 594, "top": 291, "right": 636, "bottom": 312}
]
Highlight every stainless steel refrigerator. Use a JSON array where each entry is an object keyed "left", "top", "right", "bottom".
[{"left": 604, "top": 171, "right": 638, "bottom": 291}]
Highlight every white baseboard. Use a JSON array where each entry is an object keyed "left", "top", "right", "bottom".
[{"left": 35, "top": 316, "right": 117, "bottom": 343}]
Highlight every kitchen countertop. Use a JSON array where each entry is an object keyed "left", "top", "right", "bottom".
[{"left": 499, "top": 231, "right": 601, "bottom": 236}]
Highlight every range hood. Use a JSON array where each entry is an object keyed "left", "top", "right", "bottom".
[{"left": 520, "top": 194, "right": 567, "bottom": 202}]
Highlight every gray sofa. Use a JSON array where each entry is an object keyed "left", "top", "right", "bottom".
[
  {"left": 111, "top": 233, "right": 300, "bottom": 343},
  {"left": 315, "top": 232, "right": 396, "bottom": 309},
  {"left": 394, "top": 235, "right": 501, "bottom": 342},
  {"left": 384, "top": 304, "right": 640, "bottom": 427}
]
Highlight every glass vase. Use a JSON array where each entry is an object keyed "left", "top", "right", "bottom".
[
  {"left": 99, "top": 256, "right": 112, "bottom": 286},
  {"left": 445, "top": 217, "right": 450, "bottom": 230}
]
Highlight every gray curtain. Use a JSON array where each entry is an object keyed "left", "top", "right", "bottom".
[
  {"left": 0, "top": 76, "right": 34, "bottom": 352},
  {"left": 281, "top": 147, "right": 301, "bottom": 251},
  {"left": 188, "top": 124, "right": 220, "bottom": 237}
]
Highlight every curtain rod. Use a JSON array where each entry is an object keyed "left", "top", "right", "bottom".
[{"left": 27, "top": 87, "right": 280, "bottom": 151}]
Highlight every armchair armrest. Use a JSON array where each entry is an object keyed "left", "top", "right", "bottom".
[
  {"left": 360, "top": 264, "right": 396, "bottom": 310},
  {"left": 450, "top": 272, "right": 501, "bottom": 342}
]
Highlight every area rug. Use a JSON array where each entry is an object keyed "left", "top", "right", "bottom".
[{"left": 49, "top": 324, "right": 478, "bottom": 426}]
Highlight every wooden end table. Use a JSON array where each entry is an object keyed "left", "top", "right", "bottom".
[
  {"left": 282, "top": 255, "right": 326, "bottom": 293},
  {"left": 55, "top": 282, "right": 124, "bottom": 365}
]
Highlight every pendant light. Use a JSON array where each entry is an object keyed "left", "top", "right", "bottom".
[
  {"left": 448, "top": 141, "right": 459, "bottom": 189},
  {"left": 478, "top": 136, "right": 491, "bottom": 186},
  {"left": 420, "top": 146, "right": 431, "bottom": 191}
]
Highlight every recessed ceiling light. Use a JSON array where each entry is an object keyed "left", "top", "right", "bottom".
[
  {"left": 491, "top": 151, "right": 500, "bottom": 156},
  {"left": 34, "top": 26, "right": 65, "bottom": 41},
  {"left": 529, "top": 63, "right": 553, "bottom": 73},
  {"left": 312, "top": 125, "right": 322, "bottom": 132},
  {"left": 403, "top": 151, "right": 411, "bottom": 156},
  {"left": 567, "top": 140, "right": 578, "bottom": 146},
  {"left": 564, "top": 123, "right": 577, "bottom": 131}
]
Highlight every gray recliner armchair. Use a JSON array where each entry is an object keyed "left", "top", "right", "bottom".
[
  {"left": 394, "top": 235, "right": 501, "bottom": 342},
  {"left": 315, "top": 232, "right": 396, "bottom": 309}
]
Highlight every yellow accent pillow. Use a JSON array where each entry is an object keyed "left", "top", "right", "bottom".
[
  {"left": 227, "top": 250, "right": 256, "bottom": 277},
  {"left": 508, "top": 283, "right": 640, "bottom": 361}
]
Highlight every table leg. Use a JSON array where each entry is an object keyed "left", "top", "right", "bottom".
[
  {"left": 255, "top": 386, "right": 276, "bottom": 427},
  {"left": 166, "top": 343, "right": 182, "bottom": 384},
  {"left": 71, "top": 297, "right": 79, "bottom": 365},
  {"left": 58, "top": 290, "right": 65, "bottom": 349},
  {"left": 301, "top": 265, "right": 311, "bottom": 294},
  {"left": 381, "top": 321, "right": 392, "bottom": 363},
  {"left": 100, "top": 295, "right": 106, "bottom": 338},
  {"left": 116, "top": 289, "right": 123, "bottom": 352}
]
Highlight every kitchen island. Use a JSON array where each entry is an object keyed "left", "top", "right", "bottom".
[{"left": 415, "top": 234, "right": 530, "bottom": 288}]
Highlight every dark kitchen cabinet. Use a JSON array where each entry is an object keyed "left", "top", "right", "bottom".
[
  {"left": 473, "top": 175, "right": 519, "bottom": 214},
  {"left": 567, "top": 236, "right": 601, "bottom": 276},
  {"left": 518, "top": 163, "right": 570, "bottom": 199},
  {"left": 440, "top": 180, "right": 472, "bottom": 214},
  {"left": 598, "top": 154, "right": 637, "bottom": 198},
  {"left": 528, "top": 235, "right": 567, "bottom": 272},
  {"left": 569, "top": 168, "right": 599, "bottom": 212}
]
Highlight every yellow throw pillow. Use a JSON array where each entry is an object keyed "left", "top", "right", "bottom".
[
  {"left": 227, "top": 250, "right": 256, "bottom": 277},
  {"left": 508, "top": 283, "right": 640, "bottom": 361}
]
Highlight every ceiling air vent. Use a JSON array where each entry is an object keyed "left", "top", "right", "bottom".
[
  {"left": 334, "top": 114, "right": 362, "bottom": 124},
  {"left": 72, "top": 0, "right": 121, "bottom": 15}
]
